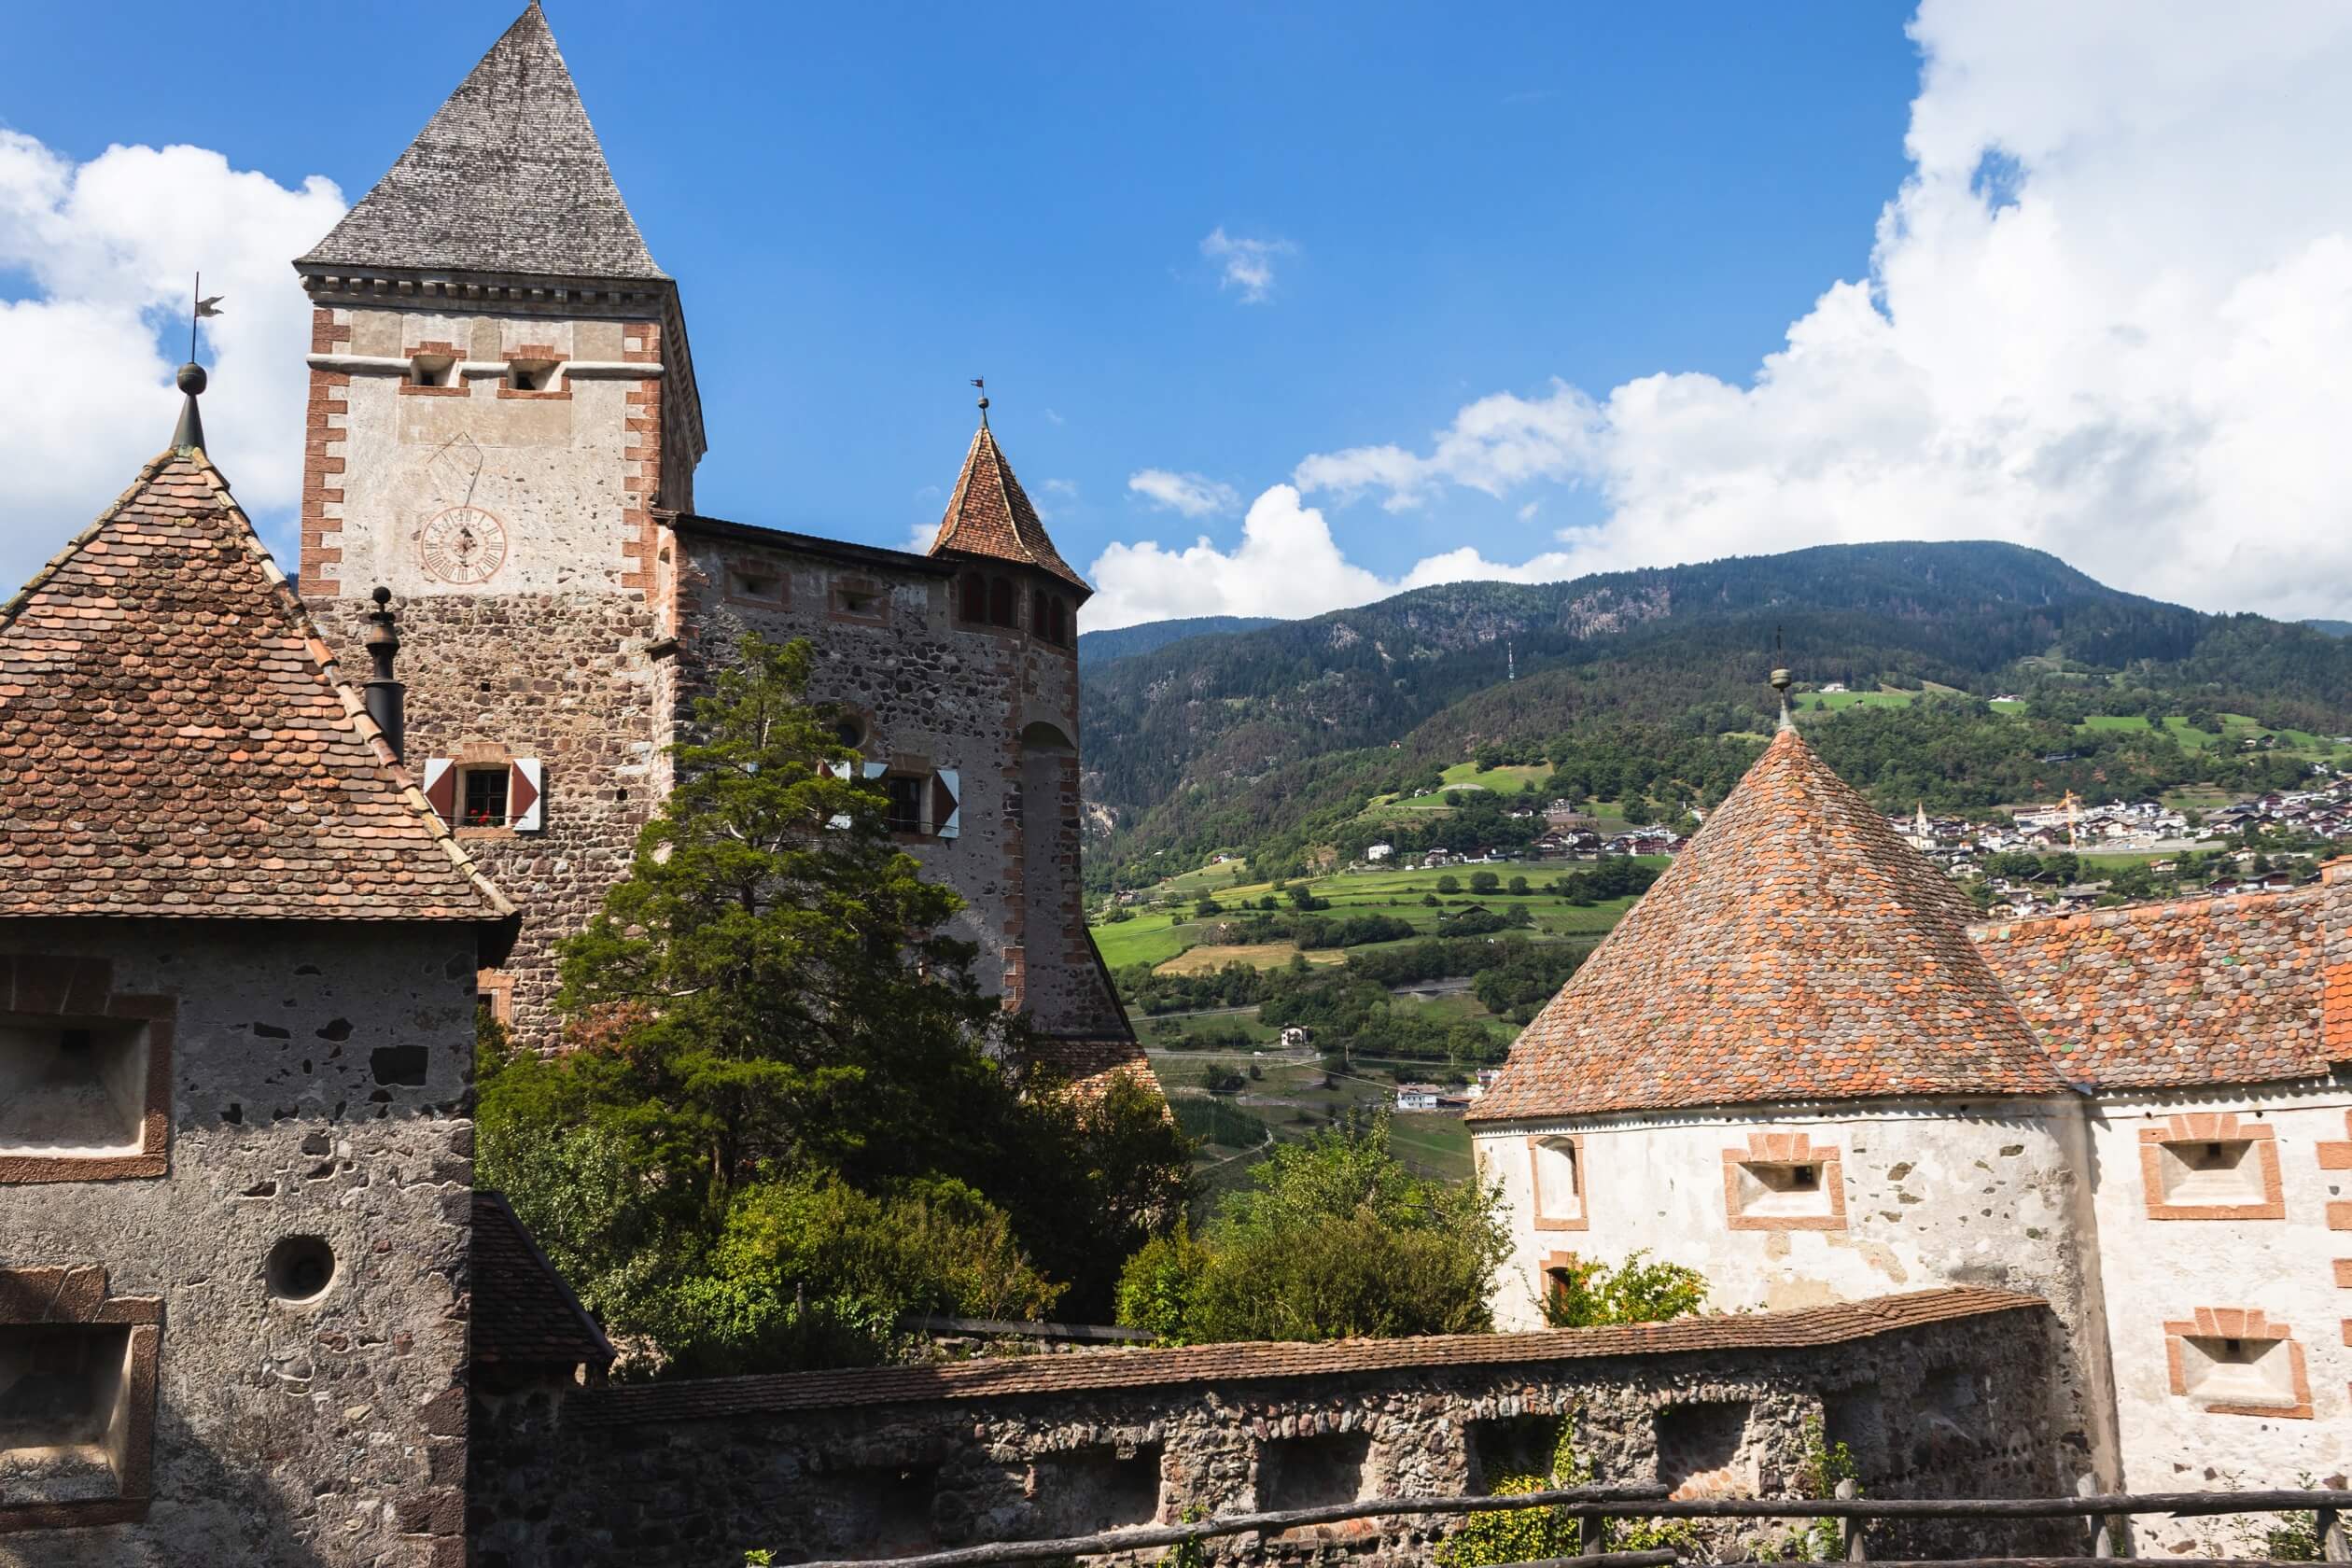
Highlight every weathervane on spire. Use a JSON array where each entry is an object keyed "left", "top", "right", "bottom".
[
  {"left": 971, "top": 377, "right": 989, "bottom": 426},
  {"left": 1770, "top": 625, "right": 1793, "bottom": 733},
  {"left": 172, "top": 273, "right": 226, "bottom": 453}
]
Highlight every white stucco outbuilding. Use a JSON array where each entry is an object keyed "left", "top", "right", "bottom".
[{"left": 1472, "top": 717, "right": 2351, "bottom": 1538}]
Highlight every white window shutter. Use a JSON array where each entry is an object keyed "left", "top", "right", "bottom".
[
  {"left": 933, "top": 769, "right": 960, "bottom": 838},
  {"left": 510, "top": 759, "right": 545, "bottom": 833},
  {"left": 861, "top": 762, "right": 889, "bottom": 779},
  {"left": 819, "top": 760, "right": 852, "bottom": 780},
  {"left": 420, "top": 758, "right": 456, "bottom": 827}
]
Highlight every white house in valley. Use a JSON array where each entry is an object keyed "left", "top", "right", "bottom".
[{"left": 1471, "top": 698, "right": 2352, "bottom": 1542}]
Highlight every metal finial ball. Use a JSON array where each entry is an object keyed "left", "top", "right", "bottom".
[
  {"left": 976, "top": 395, "right": 989, "bottom": 411},
  {"left": 371, "top": 585, "right": 393, "bottom": 609},
  {"left": 176, "top": 362, "right": 207, "bottom": 396},
  {"left": 1770, "top": 667, "right": 1791, "bottom": 693}
]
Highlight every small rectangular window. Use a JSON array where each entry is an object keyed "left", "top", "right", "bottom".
[
  {"left": 407, "top": 353, "right": 455, "bottom": 387},
  {"left": 1530, "top": 1134, "right": 1585, "bottom": 1229},
  {"left": 1723, "top": 1137, "right": 1846, "bottom": 1229},
  {"left": 462, "top": 767, "right": 510, "bottom": 829},
  {"left": 2179, "top": 1335, "right": 2295, "bottom": 1407},
  {"left": 885, "top": 774, "right": 926, "bottom": 834},
  {"left": 0, "top": 1015, "right": 150, "bottom": 1156},
  {"left": 731, "top": 569, "right": 781, "bottom": 602},
  {"left": 0, "top": 1323, "right": 137, "bottom": 1503},
  {"left": 506, "top": 358, "right": 558, "bottom": 392}
]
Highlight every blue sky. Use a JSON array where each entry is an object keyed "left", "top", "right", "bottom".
[{"left": 8, "top": 5, "right": 2352, "bottom": 626}]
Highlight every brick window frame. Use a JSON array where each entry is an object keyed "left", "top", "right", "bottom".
[
  {"left": 2318, "top": 1113, "right": 2352, "bottom": 1232},
  {"left": 1721, "top": 1131, "right": 1847, "bottom": 1232},
  {"left": 2138, "top": 1113, "right": 2284, "bottom": 1221},
  {"left": 0, "top": 1265, "right": 162, "bottom": 1533},
  {"left": 1539, "top": 1249, "right": 1582, "bottom": 1315},
  {"left": 827, "top": 575, "right": 889, "bottom": 626},
  {"left": 495, "top": 342, "right": 570, "bottom": 399},
  {"left": 0, "top": 956, "right": 173, "bottom": 1184},
  {"left": 1527, "top": 1133, "right": 1588, "bottom": 1232},
  {"left": 397, "top": 338, "right": 469, "bottom": 397},
  {"left": 2162, "top": 1308, "right": 2314, "bottom": 1420},
  {"left": 721, "top": 556, "right": 791, "bottom": 609}
]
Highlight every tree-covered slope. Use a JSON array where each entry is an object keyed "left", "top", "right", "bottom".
[
  {"left": 1076, "top": 614, "right": 1286, "bottom": 667},
  {"left": 1077, "top": 540, "right": 2352, "bottom": 877}
]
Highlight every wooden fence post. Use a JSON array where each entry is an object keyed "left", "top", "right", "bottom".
[
  {"left": 1836, "top": 1478, "right": 1866, "bottom": 1561},
  {"left": 2317, "top": 1498, "right": 2347, "bottom": 1563},
  {"left": 1575, "top": 1512, "right": 1602, "bottom": 1557},
  {"left": 2078, "top": 1474, "right": 2122, "bottom": 1558}
]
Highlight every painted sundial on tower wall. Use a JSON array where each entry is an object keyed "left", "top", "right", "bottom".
[{"left": 417, "top": 504, "right": 510, "bottom": 584}]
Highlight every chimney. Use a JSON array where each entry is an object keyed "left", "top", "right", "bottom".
[{"left": 362, "top": 586, "right": 406, "bottom": 763}]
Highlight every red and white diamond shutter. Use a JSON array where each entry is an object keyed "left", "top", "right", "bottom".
[
  {"left": 421, "top": 758, "right": 456, "bottom": 827},
  {"left": 510, "top": 760, "right": 544, "bottom": 833},
  {"left": 932, "top": 769, "right": 959, "bottom": 838}
]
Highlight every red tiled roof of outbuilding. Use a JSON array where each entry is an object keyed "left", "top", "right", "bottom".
[
  {"left": 1473, "top": 726, "right": 2059, "bottom": 1121},
  {"left": 927, "top": 421, "right": 1090, "bottom": 593},
  {"left": 0, "top": 450, "right": 512, "bottom": 920},
  {"left": 1972, "top": 883, "right": 2338, "bottom": 1091}
]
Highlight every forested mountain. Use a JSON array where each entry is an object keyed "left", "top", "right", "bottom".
[
  {"left": 1077, "top": 614, "right": 1286, "bottom": 666},
  {"left": 1079, "top": 540, "right": 2352, "bottom": 881}
]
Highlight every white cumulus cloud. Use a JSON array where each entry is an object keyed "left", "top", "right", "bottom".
[
  {"left": 1127, "top": 468, "right": 1241, "bottom": 518},
  {"left": 1200, "top": 227, "right": 1296, "bottom": 304},
  {"left": 0, "top": 132, "right": 344, "bottom": 591},
  {"left": 1105, "top": 1, "right": 2352, "bottom": 626}
]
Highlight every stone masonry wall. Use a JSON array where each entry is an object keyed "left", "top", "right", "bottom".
[
  {"left": 0, "top": 921, "right": 479, "bottom": 1568},
  {"left": 670, "top": 528, "right": 1127, "bottom": 1043},
  {"left": 313, "top": 595, "right": 660, "bottom": 1047},
  {"left": 469, "top": 1294, "right": 2077, "bottom": 1568}
]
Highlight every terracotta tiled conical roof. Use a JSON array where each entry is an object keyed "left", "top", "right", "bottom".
[
  {"left": 298, "top": 3, "right": 663, "bottom": 282},
  {"left": 0, "top": 451, "right": 512, "bottom": 920},
  {"left": 1472, "top": 727, "right": 2058, "bottom": 1121},
  {"left": 927, "top": 422, "right": 1090, "bottom": 593}
]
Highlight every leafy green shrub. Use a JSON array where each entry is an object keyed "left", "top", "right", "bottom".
[
  {"left": 1114, "top": 1120, "right": 1509, "bottom": 1344},
  {"left": 1537, "top": 1249, "right": 1708, "bottom": 1328}
]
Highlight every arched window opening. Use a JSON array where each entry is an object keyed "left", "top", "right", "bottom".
[
  {"left": 988, "top": 577, "right": 1016, "bottom": 627},
  {"left": 959, "top": 572, "right": 987, "bottom": 623},
  {"left": 1030, "top": 589, "right": 1049, "bottom": 637},
  {"left": 1049, "top": 597, "right": 1069, "bottom": 645}
]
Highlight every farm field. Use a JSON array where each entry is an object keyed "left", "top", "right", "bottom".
[
  {"left": 1094, "top": 860, "right": 1658, "bottom": 975},
  {"left": 1167, "top": 1047, "right": 1477, "bottom": 1205}
]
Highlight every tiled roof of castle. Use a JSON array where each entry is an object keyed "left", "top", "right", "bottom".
[
  {"left": 571, "top": 1286, "right": 2043, "bottom": 1423},
  {"left": 1474, "top": 727, "right": 2059, "bottom": 1121},
  {"left": 297, "top": 3, "right": 664, "bottom": 282},
  {"left": 927, "top": 422, "right": 1090, "bottom": 592},
  {"left": 472, "top": 1192, "right": 614, "bottom": 1369},
  {"left": 1973, "top": 882, "right": 2341, "bottom": 1091},
  {"left": 0, "top": 450, "right": 512, "bottom": 920}
]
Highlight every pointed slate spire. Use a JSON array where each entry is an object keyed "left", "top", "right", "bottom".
[
  {"left": 927, "top": 408, "right": 1091, "bottom": 594},
  {"left": 299, "top": 3, "right": 664, "bottom": 281}
]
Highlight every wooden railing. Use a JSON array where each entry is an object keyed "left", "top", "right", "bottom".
[{"left": 794, "top": 1482, "right": 2352, "bottom": 1568}]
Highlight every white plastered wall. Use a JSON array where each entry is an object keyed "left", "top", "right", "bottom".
[
  {"left": 2080, "top": 1082, "right": 2352, "bottom": 1526},
  {"left": 1473, "top": 1096, "right": 2120, "bottom": 1492}
]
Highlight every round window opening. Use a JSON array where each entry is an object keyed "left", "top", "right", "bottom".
[
  {"left": 266, "top": 1236, "right": 337, "bottom": 1304},
  {"left": 833, "top": 716, "right": 866, "bottom": 750}
]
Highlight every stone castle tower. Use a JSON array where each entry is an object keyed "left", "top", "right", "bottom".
[{"left": 295, "top": 3, "right": 1140, "bottom": 1081}]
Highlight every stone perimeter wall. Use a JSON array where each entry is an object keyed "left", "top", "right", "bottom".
[{"left": 469, "top": 1299, "right": 2074, "bottom": 1568}]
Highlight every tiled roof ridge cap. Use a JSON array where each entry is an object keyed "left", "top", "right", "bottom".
[
  {"left": 572, "top": 1288, "right": 2046, "bottom": 1422},
  {"left": 177, "top": 453, "right": 516, "bottom": 921}
]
